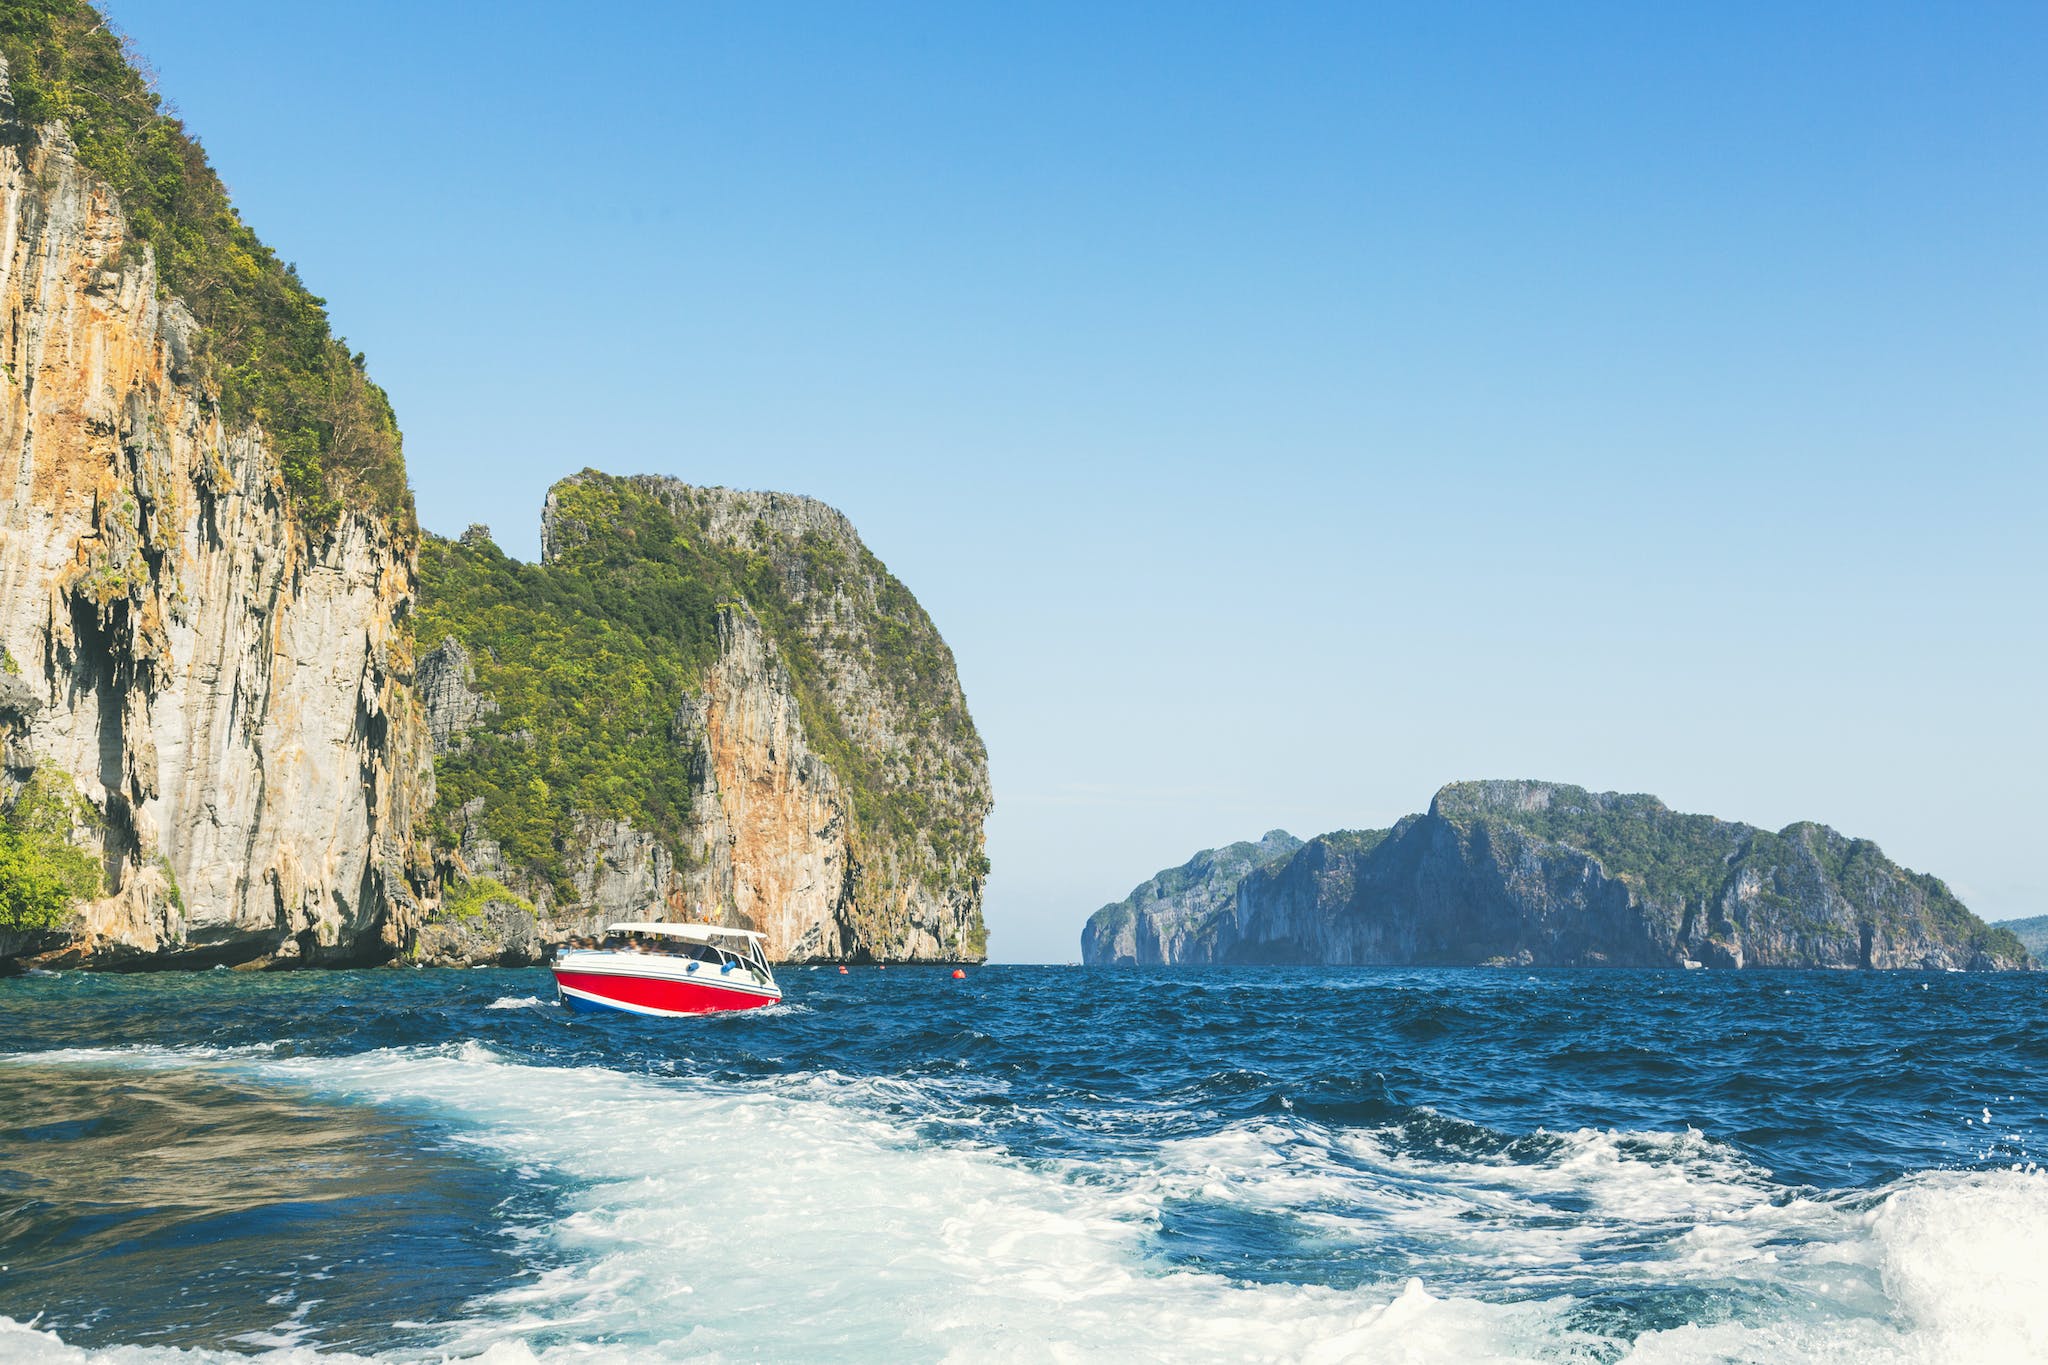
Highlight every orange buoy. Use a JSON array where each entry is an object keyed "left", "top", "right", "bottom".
[
  {"left": 952, "top": 969, "right": 966, "bottom": 979},
  {"left": 838, "top": 965, "right": 849, "bottom": 975}
]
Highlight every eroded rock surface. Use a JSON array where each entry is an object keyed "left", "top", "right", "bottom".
[
  {"left": 1080, "top": 830, "right": 1300, "bottom": 966},
  {"left": 0, "top": 95, "right": 425, "bottom": 968}
]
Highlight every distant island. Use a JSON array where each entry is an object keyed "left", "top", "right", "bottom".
[{"left": 1081, "top": 781, "right": 2031, "bottom": 971}]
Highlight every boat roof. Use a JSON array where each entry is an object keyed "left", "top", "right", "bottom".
[{"left": 604, "top": 921, "right": 766, "bottom": 943}]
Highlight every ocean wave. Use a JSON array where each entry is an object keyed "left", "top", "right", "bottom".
[
  {"left": 1865, "top": 1166, "right": 2048, "bottom": 1360},
  {"left": 730, "top": 1000, "right": 812, "bottom": 1017},
  {"left": 8, "top": 1043, "right": 2041, "bottom": 1362},
  {"left": 0, "top": 1040, "right": 295, "bottom": 1066},
  {"left": 0, "top": 1316, "right": 332, "bottom": 1363}
]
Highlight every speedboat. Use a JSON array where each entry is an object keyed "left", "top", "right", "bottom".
[{"left": 551, "top": 922, "right": 781, "bottom": 1016}]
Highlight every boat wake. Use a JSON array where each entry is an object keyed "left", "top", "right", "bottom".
[{"left": 3, "top": 1043, "right": 2044, "bottom": 1362}]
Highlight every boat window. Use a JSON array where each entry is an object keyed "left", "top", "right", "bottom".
[{"left": 589, "top": 931, "right": 770, "bottom": 966}]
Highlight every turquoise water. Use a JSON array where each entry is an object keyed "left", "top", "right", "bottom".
[{"left": 0, "top": 966, "right": 2043, "bottom": 1362}]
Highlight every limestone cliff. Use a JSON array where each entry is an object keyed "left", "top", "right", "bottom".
[
  {"left": 1079, "top": 830, "right": 1299, "bottom": 966},
  {"left": 0, "top": 59, "right": 426, "bottom": 968},
  {"left": 1081, "top": 781, "right": 2030, "bottom": 971},
  {"left": 412, "top": 473, "right": 991, "bottom": 963}
]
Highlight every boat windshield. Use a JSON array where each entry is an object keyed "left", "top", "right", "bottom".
[{"left": 575, "top": 931, "right": 769, "bottom": 976}]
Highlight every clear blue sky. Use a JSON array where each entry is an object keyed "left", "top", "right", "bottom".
[{"left": 107, "top": 2, "right": 2045, "bottom": 961}]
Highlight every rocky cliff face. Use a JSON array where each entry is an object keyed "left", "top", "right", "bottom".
[
  {"left": 1079, "top": 830, "right": 1300, "bottom": 965},
  {"left": 669, "top": 604, "right": 861, "bottom": 960},
  {"left": 1081, "top": 781, "right": 2030, "bottom": 971},
  {"left": 413, "top": 473, "right": 991, "bottom": 964},
  {"left": 0, "top": 89, "right": 425, "bottom": 968}
]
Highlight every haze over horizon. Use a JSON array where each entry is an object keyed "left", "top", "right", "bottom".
[{"left": 104, "top": 1, "right": 2045, "bottom": 961}]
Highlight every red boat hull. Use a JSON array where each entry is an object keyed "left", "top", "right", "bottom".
[{"left": 554, "top": 967, "right": 779, "bottom": 1016}]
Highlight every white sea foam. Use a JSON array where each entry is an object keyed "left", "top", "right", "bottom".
[
  {"left": 486, "top": 996, "right": 551, "bottom": 1011},
  {"left": 0, "top": 1316, "right": 375, "bottom": 1364},
  {"left": 264, "top": 1048, "right": 1579, "bottom": 1362},
  {"left": 5, "top": 1040, "right": 292, "bottom": 1065},
  {"left": 6, "top": 1046, "right": 2047, "bottom": 1363},
  {"left": 1866, "top": 1167, "right": 2048, "bottom": 1360}
]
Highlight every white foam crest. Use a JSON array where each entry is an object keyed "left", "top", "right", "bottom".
[
  {"left": 1869, "top": 1166, "right": 2048, "bottom": 1359},
  {"left": 1113, "top": 1111, "right": 2048, "bottom": 1359},
  {"left": 0, "top": 1315, "right": 381, "bottom": 1364},
  {"left": 487, "top": 996, "right": 551, "bottom": 1011},
  {"left": 0, "top": 1040, "right": 294, "bottom": 1067},
  {"left": 230, "top": 1047, "right": 1583, "bottom": 1363},
  {"left": 742, "top": 1000, "right": 811, "bottom": 1016},
  {"left": 1615, "top": 1172, "right": 2048, "bottom": 1362},
  {"left": 1136, "top": 1117, "right": 1824, "bottom": 1283}
]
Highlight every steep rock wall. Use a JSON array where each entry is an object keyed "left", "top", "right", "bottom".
[
  {"left": 1079, "top": 830, "right": 1301, "bottom": 966},
  {"left": 673, "top": 606, "right": 859, "bottom": 960},
  {"left": 1216, "top": 812, "right": 1683, "bottom": 967},
  {"left": 629, "top": 477, "right": 988, "bottom": 960},
  {"left": 419, "top": 605, "right": 864, "bottom": 963},
  {"left": 0, "top": 100, "right": 424, "bottom": 968}
]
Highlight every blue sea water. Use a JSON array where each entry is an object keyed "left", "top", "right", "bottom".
[{"left": 0, "top": 966, "right": 2043, "bottom": 1363}]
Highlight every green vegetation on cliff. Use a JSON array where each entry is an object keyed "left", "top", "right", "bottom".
[
  {"left": 1434, "top": 782, "right": 1742, "bottom": 910},
  {"left": 1739, "top": 823, "right": 2025, "bottom": 963},
  {"left": 1437, "top": 781, "right": 2028, "bottom": 963},
  {"left": 1998, "top": 915, "right": 2048, "bottom": 959},
  {"left": 0, "top": 0, "right": 409, "bottom": 530},
  {"left": 417, "top": 524, "right": 705, "bottom": 900},
  {"left": 1307, "top": 827, "right": 1395, "bottom": 860},
  {"left": 441, "top": 875, "right": 534, "bottom": 923},
  {"left": 543, "top": 475, "right": 984, "bottom": 884},
  {"left": 0, "top": 772, "right": 101, "bottom": 931}
]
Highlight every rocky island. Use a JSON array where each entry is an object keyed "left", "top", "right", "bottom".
[
  {"left": 1082, "top": 781, "right": 2030, "bottom": 971},
  {"left": 0, "top": 4, "right": 988, "bottom": 971},
  {"left": 410, "top": 475, "right": 990, "bottom": 966}
]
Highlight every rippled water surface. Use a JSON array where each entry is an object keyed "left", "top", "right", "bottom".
[{"left": 0, "top": 966, "right": 2043, "bottom": 1362}]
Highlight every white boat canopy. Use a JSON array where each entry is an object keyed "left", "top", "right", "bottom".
[{"left": 604, "top": 922, "right": 766, "bottom": 943}]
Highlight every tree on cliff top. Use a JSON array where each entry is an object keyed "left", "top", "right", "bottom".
[{"left": 0, "top": 0, "right": 412, "bottom": 534}]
